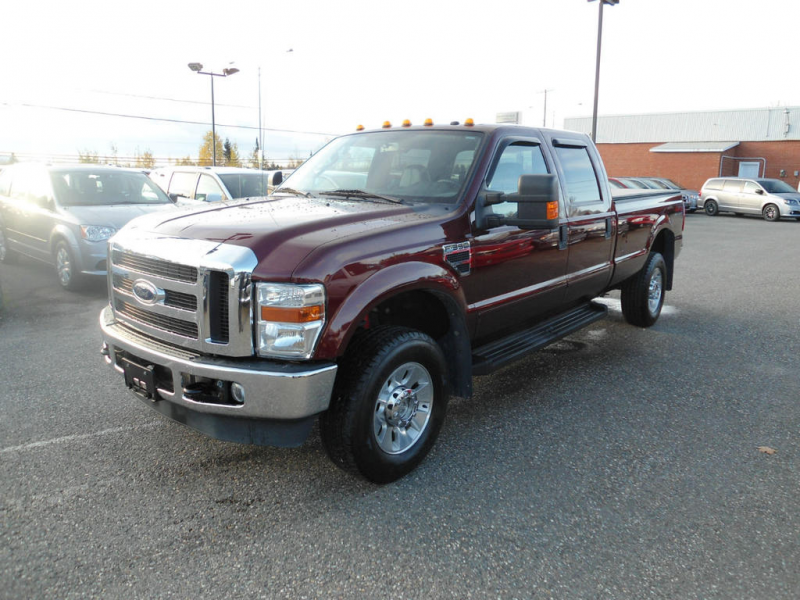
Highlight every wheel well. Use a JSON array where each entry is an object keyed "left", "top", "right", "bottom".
[
  {"left": 650, "top": 229, "right": 675, "bottom": 290},
  {"left": 358, "top": 290, "right": 472, "bottom": 399}
]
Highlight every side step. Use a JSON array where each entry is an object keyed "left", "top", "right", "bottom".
[{"left": 471, "top": 302, "right": 607, "bottom": 376}]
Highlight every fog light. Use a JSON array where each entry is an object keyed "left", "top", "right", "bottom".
[{"left": 230, "top": 382, "right": 246, "bottom": 404}]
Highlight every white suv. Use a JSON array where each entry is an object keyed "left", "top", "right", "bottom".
[{"left": 149, "top": 167, "right": 288, "bottom": 204}]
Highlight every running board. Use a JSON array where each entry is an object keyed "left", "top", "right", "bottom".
[{"left": 471, "top": 302, "right": 607, "bottom": 376}]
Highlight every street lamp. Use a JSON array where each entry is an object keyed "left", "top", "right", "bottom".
[
  {"left": 188, "top": 62, "right": 240, "bottom": 166},
  {"left": 588, "top": 0, "right": 619, "bottom": 142}
]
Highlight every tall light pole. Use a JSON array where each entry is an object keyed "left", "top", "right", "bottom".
[
  {"left": 588, "top": 0, "right": 618, "bottom": 142},
  {"left": 188, "top": 62, "right": 240, "bottom": 166}
]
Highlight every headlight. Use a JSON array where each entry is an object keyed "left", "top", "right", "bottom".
[
  {"left": 80, "top": 225, "right": 117, "bottom": 242},
  {"left": 255, "top": 283, "right": 325, "bottom": 359},
  {"left": 783, "top": 198, "right": 799, "bottom": 206}
]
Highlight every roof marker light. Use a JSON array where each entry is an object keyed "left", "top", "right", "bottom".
[
  {"left": 464, "top": 118, "right": 475, "bottom": 127},
  {"left": 402, "top": 119, "right": 412, "bottom": 127},
  {"left": 423, "top": 118, "right": 433, "bottom": 127},
  {"left": 382, "top": 121, "right": 392, "bottom": 129},
  {"left": 356, "top": 124, "right": 364, "bottom": 131}
]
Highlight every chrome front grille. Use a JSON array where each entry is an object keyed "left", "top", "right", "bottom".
[{"left": 107, "top": 234, "right": 257, "bottom": 357}]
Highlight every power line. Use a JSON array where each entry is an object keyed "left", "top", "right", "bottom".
[
  {"left": 8, "top": 102, "right": 337, "bottom": 137},
  {"left": 88, "top": 89, "right": 257, "bottom": 110}
]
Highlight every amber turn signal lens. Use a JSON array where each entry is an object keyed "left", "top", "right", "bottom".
[
  {"left": 260, "top": 305, "right": 323, "bottom": 323},
  {"left": 546, "top": 201, "right": 559, "bottom": 220}
]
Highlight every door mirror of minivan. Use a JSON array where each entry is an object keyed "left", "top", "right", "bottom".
[{"left": 479, "top": 174, "right": 560, "bottom": 230}]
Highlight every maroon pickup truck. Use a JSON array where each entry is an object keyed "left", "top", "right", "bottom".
[{"left": 100, "top": 123, "right": 683, "bottom": 483}]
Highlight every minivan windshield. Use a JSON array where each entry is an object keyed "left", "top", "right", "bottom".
[
  {"left": 51, "top": 170, "right": 171, "bottom": 206},
  {"left": 277, "top": 130, "right": 484, "bottom": 205},
  {"left": 757, "top": 179, "right": 796, "bottom": 194}
]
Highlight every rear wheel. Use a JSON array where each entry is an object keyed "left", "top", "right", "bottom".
[
  {"left": 621, "top": 252, "right": 666, "bottom": 328},
  {"left": 320, "top": 326, "right": 448, "bottom": 483},
  {"left": 762, "top": 204, "right": 780, "bottom": 222},
  {"left": 54, "top": 241, "right": 83, "bottom": 291},
  {"left": 704, "top": 200, "right": 719, "bottom": 216},
  {"left": 0, "top": 228, "right": 17, "bottom": 264}
]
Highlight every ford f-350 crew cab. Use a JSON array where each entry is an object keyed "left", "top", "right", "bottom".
[{"left": 100, "top": 123, "right": 683, "bottom": 483}]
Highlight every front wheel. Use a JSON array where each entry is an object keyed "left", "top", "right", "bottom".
[
  {"left": 320, "top": 326, "right": 448, "bottom": 483},
  {"left": 621, "top": 252, "right": 666, "bottom": 328},
  {"left": 704, "top": 200, "right": 719, "bottom": 216},
  {"left": 762, "top": 204, "right": 780, "bottom": 222},
  {"left": 54, "top": 241, "right": 83, "bottom": 291}
]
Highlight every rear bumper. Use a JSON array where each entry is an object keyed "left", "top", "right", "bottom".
[{"left": 99, "top": 305, "right": 337, "bottom": 446}]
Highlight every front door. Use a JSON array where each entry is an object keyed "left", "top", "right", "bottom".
[{"left": 465, "top": 138, "right": 568, "bottom": 342}]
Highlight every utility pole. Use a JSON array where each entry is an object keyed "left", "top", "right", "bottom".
[{"left": 540, "top": 89, "right": 554, "bottom": 128}]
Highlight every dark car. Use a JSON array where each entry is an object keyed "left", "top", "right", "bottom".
[{"left": 0, "top": 164, "right": 176, "bottom": 289}]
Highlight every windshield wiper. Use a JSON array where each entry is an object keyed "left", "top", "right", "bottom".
[
  {"left": 322, "top": 190, "right": 405, "bottom": 204},
  {"left": 273, "top": 187, "right": 314, "bottom": 198}
]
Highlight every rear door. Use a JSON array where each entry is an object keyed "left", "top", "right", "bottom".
[
  {"left": 547, "top": 135, "right": 615, "bottom": 304},
  {"left": 6, "top": 166, "right": 56, "bottom": 261}
]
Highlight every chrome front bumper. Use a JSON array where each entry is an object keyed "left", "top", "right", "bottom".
[{"left": 100, "top": 305, "right": 337, "bottom": 445}]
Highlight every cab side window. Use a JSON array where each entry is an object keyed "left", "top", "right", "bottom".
[
  {"left": 553, "top": 146, "right": 601, "bottom": 205},
  {"left": 486, "top": 143, "right": 548, "bottom": 218},
  {"left": 168, "top": 172, "right": 199, "bottom": 201},
  {"left": 195, "top": 174, "right": 225, "bottom": 202},
  {"left": 743, "top": 181, "right": 760, "bottom": 194}
]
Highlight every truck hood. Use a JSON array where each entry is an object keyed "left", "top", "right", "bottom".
[{"left": 121, "top": 196, "right": 425, "bottom": 279}]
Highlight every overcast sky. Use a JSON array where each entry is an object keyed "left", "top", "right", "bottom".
[{"left": 2, "top": 0, "right": 799, "bottom": 165}]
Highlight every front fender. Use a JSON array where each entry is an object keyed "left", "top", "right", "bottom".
[
  {"left": 49, "top": 224, "right": 83, "bottom": 266},
  {"left": 316, "top": 261, "right": 467, "bottom": 360}
]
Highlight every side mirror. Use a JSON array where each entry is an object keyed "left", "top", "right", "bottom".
[
  {"left": 205, "top": 192, "right": 222, "bottom": 203},
  {"left": 271, "top": 171, "right": 283, "bottom": 186},
  {"left": 755, "top": 188, "right": 764, "bottom": 195},
  {"left": 480, "top": 174, "right": 560, "bottom": 229}
]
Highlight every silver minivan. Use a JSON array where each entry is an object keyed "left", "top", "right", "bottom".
[
  {"left": 700, "top": 177, "right": 800, "bottom": 221},
  {"left": 0, "top": 164, "right": 176, "bottom": 290}
]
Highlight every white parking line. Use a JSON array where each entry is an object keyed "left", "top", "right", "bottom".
[{"left": 0, "top": 422, "right": 162, "bottom": 454}]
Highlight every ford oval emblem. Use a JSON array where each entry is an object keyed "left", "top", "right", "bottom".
[{"left": 131, "top": 279, "right": 163, "bottom": 306}]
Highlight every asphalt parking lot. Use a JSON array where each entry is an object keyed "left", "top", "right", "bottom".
[{"left": 1, "top": 213, "right": 799, "bottom": 599}]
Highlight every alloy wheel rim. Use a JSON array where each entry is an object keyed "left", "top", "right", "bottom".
[
  {"left": 373, "top": 361, "right": 434, "bottom": 455},
  {"left": 766, "top": 206, "right": 776, "bottom": 220},
  {"left": 648, "top": 269, "right": 663, "bottom": 315},
  {"left": 56, "top": 247, "right": 72, "bottom": 285}
]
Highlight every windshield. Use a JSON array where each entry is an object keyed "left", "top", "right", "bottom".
[
  {"left": 277, "top": 130, "right": 484, "bottom": 205},
  {"left": 758, "top": 179, "right": 796, "bottom": 194},
  {"left": 50, "top": 170, "right": 171, "bottom": 206},
  {"left": 219, "top": 173, "right": 271, "bottom": 198}
]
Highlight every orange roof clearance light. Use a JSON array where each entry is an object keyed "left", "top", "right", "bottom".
[
  {"left": 464, "top": 118, "right": 475, "bottom": 127},
  {"left": 546, "top": 201, "right": 559, "bottom": 220},
  {"left": 382, "top": 121, "right": 392, "bottom": 129},
  {"left": 402, "top": 119, "right": 412, "bottom": 127},
  {"left": 423, "top": 118, "right": 434, "bottom": 127},
  {"left": 356, "top": 124, "right": 364, "bottom": 131}
]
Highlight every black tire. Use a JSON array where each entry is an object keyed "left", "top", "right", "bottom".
[
  {"left": 704, "top": 200, "right": 719, "bottom": 216},
  {"left": 621, "top": 252, "right": 666, "bottom": 328},
  {"left": 762, "top": 204, "right": 780, "bottom": 222},
  {"left": 320, "top": 326, "right": 448, "bottom": 483},
  {"left": 0, "top": 227, "right": 17, "bottom": 264},
  {"left": 688, "top": 209, "right": 697, "bottom": 213},
  {"left": 54, "top": 241, "right": 83, "bottom": 291}
]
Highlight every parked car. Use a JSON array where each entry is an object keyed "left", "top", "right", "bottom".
[
  {"left": 0, "top": 164, "right": 176, "bottom": 290},
  {"left": 700, "top": 177, "right": 800, "bottom": 221},
  {"left": 149, "top": 167, "right": 288, "bottom": 204},
  {"left": 612, "top": 177, "right": 698, "bottom": 213}
]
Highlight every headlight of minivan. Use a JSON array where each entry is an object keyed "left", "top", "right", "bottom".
[
  {"left": 255, "top": 283, "right": 325, "bottom": 359},
  {"left": 783, "top": 198, "right": 798, "bottom": 206},
  {"left": 80, "top": 225, "right": 117, "bottom": 242}
]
